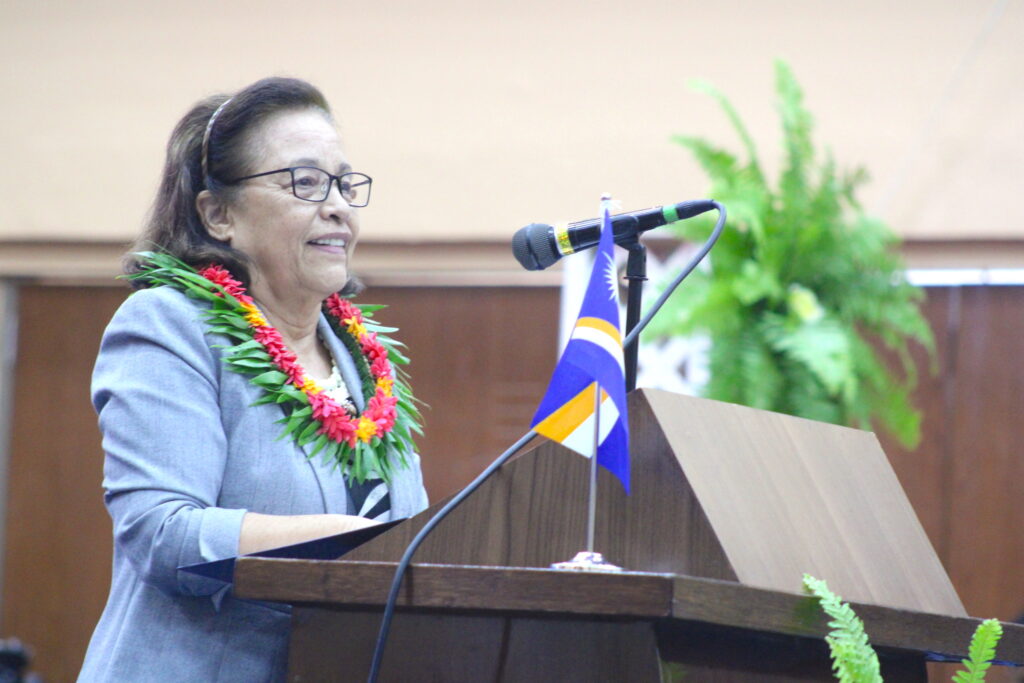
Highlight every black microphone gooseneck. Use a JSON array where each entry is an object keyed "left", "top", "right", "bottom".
[
  {"left": 623, "top": 239, "right": 645, "bottom": 392},
  {"left": 511, "top": 199, "right": 717, "bottom": 271},
  {"left": 367, "top": 201, "right": 728, "bottom": 683}
]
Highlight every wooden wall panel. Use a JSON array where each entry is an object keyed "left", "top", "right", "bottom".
[
  {"left": 0, "top": 282, "right": 559, "bottom": 681},
  {"left": 881, "top": 288, "right": 956, "bottom": 560},
  {"left": 1, "top": 286, "right": 125, "bottom": 683},
  {"left": 881, "top": 286, "right": 1024, "bottom": 625},
  {"left": 3, "top": 280, "right": 1023, "bottom": 680},
  {"left": 363, "top": 286, "right": 559, "bottom": 499},
  {"left": 945, "top": 287, "right": 1024, "bottom": 622}
]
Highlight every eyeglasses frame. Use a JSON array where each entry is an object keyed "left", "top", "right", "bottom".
[{"left": 228, "top": 167, "right": 373, "bottom": 207}]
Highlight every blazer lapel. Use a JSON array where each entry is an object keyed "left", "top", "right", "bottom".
[
  {"left": 318, "top": 314, "right": 365, "bottom": 412},
  {"left": 318, "top": 313, "right": 399, "bottom": 516}
]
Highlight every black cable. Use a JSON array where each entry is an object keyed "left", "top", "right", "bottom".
[
  {"left": 623, "top": 200, "right": 726, "bottom": 348},
  {"left": 366, "top": 201, "right": 726, "bottom": 682},
  {"left": 366, "top": 429, "right": 537, "bottom": 682}
]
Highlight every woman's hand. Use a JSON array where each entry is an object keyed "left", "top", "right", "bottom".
[{"left": 238, "top": 512, "right": 381, "bottom": 555}]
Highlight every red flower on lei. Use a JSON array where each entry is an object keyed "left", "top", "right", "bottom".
[{"left": 198, "top": 265, "right": 397, "bottom": 447}]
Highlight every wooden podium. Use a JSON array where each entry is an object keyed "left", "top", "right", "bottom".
[{"left": 234, "top": 389, "right": 1024, "bottom": 681}]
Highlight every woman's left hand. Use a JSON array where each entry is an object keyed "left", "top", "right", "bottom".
[{"left": 238, "top": 511, "right": 381, "bottom": 555}]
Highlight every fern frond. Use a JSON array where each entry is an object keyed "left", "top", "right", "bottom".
[
  {"left": 688, "top": 78, "right": 765, "bottom": 184},
  {"left": 643, "top": 269, "right": 714, "bottom": 338},
  {"left": 802, "top": 575, "right": 882, "bottom": 683},
  {"left": 732, "top": 259, "right": 784, "bottom": 307},
  {"left": 775, "top": 59, "right": 815, "bottom": 205},
  {"left": 764, "top": 316, "right": 853, "bottom": 398},
  {"left": 671, "top": 136, "right": 740, "bottom": 182},
  {"left": 782, "top": 362, "right": 842, "bottom": 426},
  {"left": 952, "top": 618, "right": 1003, "bottom": 683},
  {"left": 735, "top": 326, "right": 784, "bottom": 410}
]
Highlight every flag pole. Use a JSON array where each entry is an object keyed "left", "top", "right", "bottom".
[
  {"left": 547, "top": 193, "right": 624, "bottom": 573},
  {"left": 586, "top": 382, "right": 600, "bottom": 553},
  {"left": 551, "top": 383, "right": 622, "bottom": 572}
]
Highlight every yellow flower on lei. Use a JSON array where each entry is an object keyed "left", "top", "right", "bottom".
[
  {"left": 240, "top": 301, "right": 268, "bottom": 327},
  {"left": 356, "top": 416, "right": 379, "bottom": 442},
  {"left": 376, "top": 376, "right": 394, "bottom": 396},
  {"left": 302, "top": 378, "right": 322, "bottom": 394},
  {"left": 344, "top": 316, "right": 367, "bottom": 338}
]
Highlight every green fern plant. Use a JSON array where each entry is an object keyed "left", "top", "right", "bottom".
[
  {"left": 803, "top": 574, "right": 882, "bottom": 683},
  {"left": 952, "top": 619, "right": 1003, "bottom": 683},
  {"left": 652, "top": 61, "right": 934, "bottom": 446},
  {"left": 804, "top": 575, "right": 1005, "bottom": 682}
]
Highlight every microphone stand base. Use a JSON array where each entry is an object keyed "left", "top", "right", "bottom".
[{"left": 550, "top": 551, "right": 623, "bottom": 572}]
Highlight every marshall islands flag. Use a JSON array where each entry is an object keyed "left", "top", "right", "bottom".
[{"left": 530, "top": 197, "right": 630, "bottom": 492}]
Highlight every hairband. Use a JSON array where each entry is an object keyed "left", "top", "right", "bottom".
[{"left": 201, "top": 96, "right": 233, "bottom": 181}]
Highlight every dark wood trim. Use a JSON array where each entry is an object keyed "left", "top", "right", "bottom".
[
  {"left": 233, "top": 559, "right": 1024, "bottom": 665},
  {"left": 668, "top": 574, "right": 1022, "bottom": 664},
  {"left": 234, "top": 559, "right": 674, "bottom": 617},
  {"left": 4, "top": 237, "right": 1024, "bottom": 284},
  {"left": 0, "top": 239, "right": 561, "bottom": 287}
]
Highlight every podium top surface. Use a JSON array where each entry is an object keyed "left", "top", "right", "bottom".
[
  {"left": 639, "top": 390, "right": 966, "bottom": 616},
  {"left": 234, "top": 558, "right": 1023, "bottom": 666}
]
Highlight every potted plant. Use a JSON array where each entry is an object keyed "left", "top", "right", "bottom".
[{"left": 651, "top": 61, "right": 933, "bottom": 446}]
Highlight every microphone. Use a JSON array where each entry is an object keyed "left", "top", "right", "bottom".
[{"left": 511, "top": 199, "right": 717, "bottom": 271}]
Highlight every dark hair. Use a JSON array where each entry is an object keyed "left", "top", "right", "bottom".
[{"left": 126, "top": 77, "right": 358, "bottom": 292}]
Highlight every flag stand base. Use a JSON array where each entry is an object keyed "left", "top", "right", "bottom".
[{"left": 550, "top": 551, "right": 622, "bottom": 572}]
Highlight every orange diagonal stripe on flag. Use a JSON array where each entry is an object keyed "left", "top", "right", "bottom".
[
  {"left": 575, "top": 316, "right": 621, "bottom": 342},
  {"left": 534, "top": 382, "right": 607, "bottom": 443}
]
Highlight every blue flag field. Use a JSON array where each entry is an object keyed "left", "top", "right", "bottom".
[{"left": 530, "top": 199, "right": 630, "bottom": 492}]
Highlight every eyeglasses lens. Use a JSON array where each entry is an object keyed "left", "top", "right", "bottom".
[
  {"left": 291, "top": 168, "right": 329, "bottom": 201},
  {"left": 290, "top": 168, "right": 371, "bottom": 206},
  {"left": 340, "top": 174, "right": 371, "bottom": 208}
]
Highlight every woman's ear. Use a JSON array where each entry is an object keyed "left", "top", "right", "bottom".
[{"left": 196, "top": 190, "right": 233, "bottom": 242}]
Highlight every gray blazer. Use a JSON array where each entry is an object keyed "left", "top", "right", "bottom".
[{"left": 78, "top": 286, "right": 428, "bottom": 682}]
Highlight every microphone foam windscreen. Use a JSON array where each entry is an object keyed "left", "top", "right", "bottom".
[{"left": 512, "top": 224, "right": 558, "bottom": 271}]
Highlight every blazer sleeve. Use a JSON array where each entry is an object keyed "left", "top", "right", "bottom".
[{"left": 92, "top": 287, "right": 247, "bottom": 598}]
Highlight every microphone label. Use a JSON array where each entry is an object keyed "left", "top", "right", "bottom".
[{"left": 554, "top": 222, "right": 575, "bottom": 256}]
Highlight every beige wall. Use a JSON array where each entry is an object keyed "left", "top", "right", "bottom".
[{"left": 1, "top": 0, "right": 1021, "bottom": 245}]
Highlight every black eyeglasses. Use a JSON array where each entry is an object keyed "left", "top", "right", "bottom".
[{"left": 229, "top": 167, "right": 372, "bottom": 207}]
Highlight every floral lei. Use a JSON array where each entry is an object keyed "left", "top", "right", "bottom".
[{"left": 129, "top": 251, "right": 422, "bottom": 483}]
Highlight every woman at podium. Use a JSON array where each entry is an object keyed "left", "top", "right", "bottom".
[{"left": 78, "top": 77, "right": 428, "bottom": 682}]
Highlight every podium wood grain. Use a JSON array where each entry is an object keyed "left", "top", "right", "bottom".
[
  {"left": 349, "top": 389, "right": 963, "bottom": 616},
  {"left": 235, "top": 560, "right": 1024, "bottom": 682},
  {"left": 234, "top": 389, "right": 991, "bottom": 680}
]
